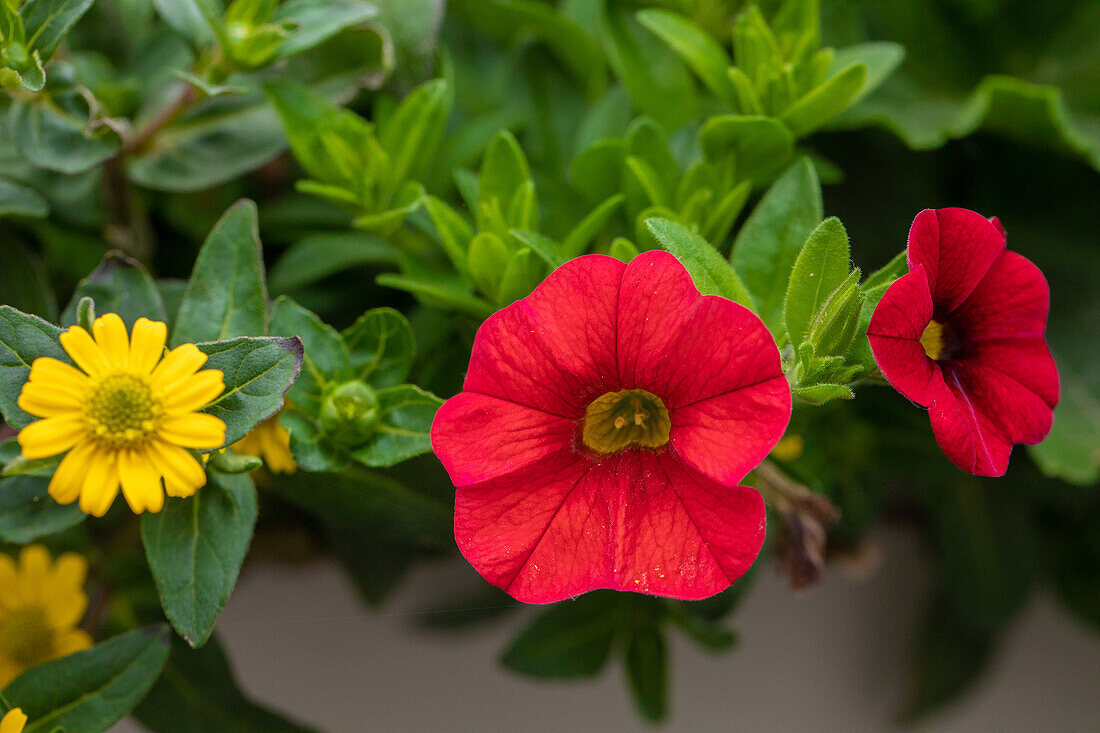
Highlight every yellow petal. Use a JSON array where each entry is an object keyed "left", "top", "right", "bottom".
[
  {"left": 79, "top": 448, "right": 120, "bottom": 517},
  {"left": 48, "top": 440, "right": 97, "bottom": 506},
  {"left": 162, "top": 369, "right": 224, "bottom": 414},
  {"left": 44, "top": 563, "right": 88, "bottom": 630},
  {"left": 151, "top": 344, "right": 207, "bottom": 390},
  {"left": 18, "top": 544, "right": 51, "bottom": 605},
  {"left": 27, "top": 357, "right": 89, "bottom": 393},
  {"left": 17, "top": 380, "right": 83, "bottom": 418},
  {"left": 129, "top": 318, "right": 168, "bottom": 374},
  {"left": 148, "top": 440, "right": 207, "bottom": 491},
  {"left": 159, "top": 413, "right": 226, "bottom": 449},
  {"left": 0, "top": 660, "right": 20, "bottom": 689},
  {"left": 259, "top": 420, "right": 296, "bottom": 474},
  {"left": 17, "top": 414, "right": 86, "bottom": 459},
  {"left": 0, "top": 554, "right": 18, "bottom": 614},
  {"left": 59, "top": 326, "right": 110, "bottom": 377},
  {"left": 0, "top": 707, "right": 28, "bottom": 733},
  {"left": 118, "top": 449, "right": 164, "bottom": 514},
  {"left": 51, "top": 629, "right": 93, "bottom": 657},
  {"left": 164, "top": 476, "right": 200, "bottom": 498},
  {"left": 92, "top": 313, "right": 131, "bottom": 367}
]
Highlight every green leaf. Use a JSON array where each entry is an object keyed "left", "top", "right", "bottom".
[
  {"left": 0, "top": 475, "right": 84, "bottom": 543},
  {"left": 829, "top": 42, "right": 905, "bottom": 106},
  {"left": 602, "top": 5, "right": 698, "bottom": 131},
  {"left": 624, "top": 626, "right": 668, "bottom": 722},
  {"left": 423, "top": 195, "right": 474, "bottom": 281},
  {"left": 61, "top": 252, "right": 167, "bottom": 328},
  {"left": 860, "top": 250, "right": 908, "bottom": 293},
  {"left": 270, "top": 295, "right": 351, "bottom": 412},
  {"left": 198, "top": 336, "right": 304, "bottom": 446},
  {"left": 698, "top": 115, "right": 794, "bottom": 182},
  {"left": 208, "top": 448, "right": 263, "bottom": 475},
  {"left": 376, "top": 273, "right": 495, "bottom": 319},
  {"left": 151, "top": 0, "right": 219, "bottom": 44},
  {"left": 20, "top": 0, "right": 95, "bottom": 61},
  {"left": 784, "top": 217, "right": 851, "bottom": 348},
  {"left": 510, "top": 230, "right": 564, "bottom": 270},
  {"left": 791, "top": 383, "right": 854, "bottom": 405},
  {"left": 731, "top": 158, "right": 822, "bottom": 335},
  {"left": 174, "top": 200, "right": 268, "bottom": 345},
  {"left": 8, "top": 95, "right": 120, "bottom": 175},
  {"left": 608, "top": 237, "right": 639, "bottom": 263},
  {"left": 127, "top": 99, "right": 286, "bottom": 192},
  {"left": 350, "top": 384, "right": 442, "bottom": 467},
  {"left": 569, "top": 138, "right": 625, "bottom": 204},
  {"left": 342, "top": 307, "right": 415, "bottom": 388},
  {"left": 135, "top": 634, "right": 317, "bottom": 732},
  {"left": 377, "top": 78, "right": 450, "bottom": 187},
  {"left": 0, "top": 305, "right": 65, "bottom": 429},
  {"left": 561, "top": 194, "right": 624, "bottom": 260},
  {"left": 635, "top": 9, "right": 737, "bottom": 110},
  {"left": 502, "top": 593, "right": 619, "bottom": 678},
  {"left": 1029, "top": 376, "right": 1100, "bottom": 485},
  {"left": 497, "top": 247, "right": 544, "bottom": 305},
  {"left": 141, "top": 473, "right": 258, "bottom": 648},
  {"left": 0, "top": 240, "right": 56, "bottom": 321},
  {"left": 478, "top": 130, "right": 530, "bottom": 213},
  {"left": 4, "top": 626, "right": 170, "bottom": 733},
  {"left": 267, "top": 232, "right": 399, "bottom": 295},
  {"left": 271, "top": 468, "right": 451, "bottom": 547},
  {"left": 646, "top": 218, "right": 753, "bottom": 308},
  {"left": 0, "top": 178, "right": 48, "bottom": 218},
  {"left": 466, "top": 231, "right": 510, "bottom": 300},
  {"left": 805, "top": 268, "right": 863, "bottom": 357},
  {"left": 780, "top": 62, "right": 867, "bottom": 138},
  {"left": 273, "top": 0, "right": 378, "bottom": 58}
]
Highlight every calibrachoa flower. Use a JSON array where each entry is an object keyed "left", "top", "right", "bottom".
[
  {"left": 0, "top": 709, "right": 27, "bottom": 733},
  {"left": 867, "top": 208, "right": 1059, "bottom": 476},
  {"left": 17, "top": 314, "right": 227, "bottom": 516},
  {"left": 432, "top": 252, "right": 791, "bottom": 603},
  {"left": 233, "top": 412, "right": 296, "bottom": 473},
  {"left": 0, "top": 545, "right": 93, "bottom": 687}
]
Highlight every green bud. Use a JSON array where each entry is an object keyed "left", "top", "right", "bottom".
[
  {"left": 806, "top": 268, "right": 864, "bottom": 357},
  {"left": 0, "top": 66, "right": 22, "bottom": 90},
  {"left": 320, "top": 380, "right": 379, "bottom": 446}
]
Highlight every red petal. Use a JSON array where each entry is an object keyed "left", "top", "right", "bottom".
[
  {"left": 928, "top": 362, "right": 1054, "bottom": 477},
  {"left": 952, "top": 251, "right": 1050, "bottom": 341},
  {"left": 965, "top": 338, "right": 1059, "bottom": 409},
  {"left": 464, "top": 255, "right": 625, "bottom": 416},
  {"left": 617, "top": 250, "right": 783, "bottom": 408},
  {"left": 431, "top": 392, "right": 577, "bottom": 487},
  {"left": 454, "top": 451, "right": 765, "bottom": 603},
  {"left": 907, "top": 208, "right": 1006, "bottom": 313},
  {"left": 867, "top": 266, "right": 939, "bottom": 406},
  {"left": 670, "top": 375, "right": 791, "bottom": 485}
]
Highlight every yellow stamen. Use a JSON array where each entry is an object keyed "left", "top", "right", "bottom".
[
  {"left": 920, "top": 320, "right": 945, "bottom": 361},
  {"left": 83, "top": 373, "right": 163, "bottom": 449},
  {"left": 582, "top": 389, "right": 671, "bottom": 455}
]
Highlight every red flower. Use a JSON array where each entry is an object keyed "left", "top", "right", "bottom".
[
  {"left": 432, "top": 252, "right": 790, "bottom": 603},
  {"left": 867, "top": 208, "right": 1059, "bottom": 477}
]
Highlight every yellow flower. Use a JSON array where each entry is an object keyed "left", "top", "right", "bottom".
[
  {"left": 233, "top": 412, "right": 296, "bottom": 474},
  {"left": 0, "top": 708, "right": 27, "bottom": 733},
  {"left": 16, "top": 314, "right": 227, "bottom": 516},
  {"left": 0, "top": 545, "right": 93, "bottom": 687}
]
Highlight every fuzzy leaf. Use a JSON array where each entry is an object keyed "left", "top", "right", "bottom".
[
  {"left": 141, "top": 473, "right": 258, "bottom": 648},
  {"left": 646, "top": 218, "right": 753, "bottom": 307},
  {"left": 785, "top": 217, "right": 851, "bottom": 348},
  {"left": 174, "top": 200, "right": 268, "bottom": 345},
  {"left": 5, "top": 626, "right": 170, "bottom": 733},
  {"left": 0, "top": 305, "right": 66, "bottom": 429},
  {"left": 198, "top": 336, "right": 304, "bottom": 446},
  {"left": 61, "top": 252, "right": 167, "bottom": 328}
]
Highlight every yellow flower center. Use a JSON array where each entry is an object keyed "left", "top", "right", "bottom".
[
  {"left": 582, "top": 389, "right": 671, "bottom": 455},
  {"left": 921, "top": 320, "right": 949, "bottom": 361},
  {"left": 83, "top": 373, "right": 163, "bottom": 449},
  {"left": 0, "top": 607, "right": 53, "bottom": 667}
]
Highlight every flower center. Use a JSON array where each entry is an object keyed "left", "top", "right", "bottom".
[
  {"left": 919, "top": 320, "right": 945, "bottom": 360},
  {"left": 582, "top": 389, "right": 671, "bottom": 455},
  {"left": 0, "top": 607, "right": 53, "bottom": 667},
  {"left": 83, "top": 373, "right": 163, "bottom": 449}
]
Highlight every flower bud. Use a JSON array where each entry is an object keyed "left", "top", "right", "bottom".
[{"left": 320, "top": 380, "right": 378, "bottom": 446}]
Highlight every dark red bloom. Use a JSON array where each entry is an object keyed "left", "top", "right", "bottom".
[
  {"left": 432, "top": 252, "right": 791, "bottom": 603},
  {"left": 867, "top": 208, "right": 1059, "bottom": 476}
]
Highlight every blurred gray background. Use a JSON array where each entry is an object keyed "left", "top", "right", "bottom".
[{"left": 116, "top": 528, "right": 1100, "bottom": 732}]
